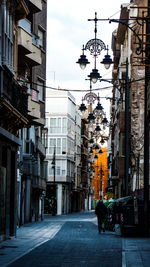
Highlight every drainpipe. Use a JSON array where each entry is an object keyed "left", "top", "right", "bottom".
[{"left": 144, "top": 0, "right": 150, "bottom": 237}]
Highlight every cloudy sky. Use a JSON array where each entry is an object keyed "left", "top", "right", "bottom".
[{"left": 46, "top": 0, "right": 130, "bottom": 116}]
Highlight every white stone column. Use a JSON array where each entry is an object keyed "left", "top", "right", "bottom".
[
  {"left": 57, "top": 184, "right": 62, "bottom": 215},
  {"left": 89, "top": 195, "right": 92, "bottom": 210}
]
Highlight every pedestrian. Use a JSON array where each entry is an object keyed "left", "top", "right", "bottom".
[{"left": 95, "top": 199, "right": 107, "bottom": 233}]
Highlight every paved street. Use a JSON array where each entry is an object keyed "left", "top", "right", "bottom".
[{"left": 0, "top": 211, "right": 150, "bottom": 267}]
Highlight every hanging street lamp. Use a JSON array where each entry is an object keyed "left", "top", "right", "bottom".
[
  {"left": 76, "top": 45, "right": 90, "bottom": 69},
  {"left": 76, "top": 12, "right": 113, "bottom": 84}
]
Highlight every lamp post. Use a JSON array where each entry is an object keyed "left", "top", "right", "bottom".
[
  {"left": 125, "top": 58, "right": 130, "bottom": 197},
  {"left": 99, "top": 164, "right": 104, "bottom": 200},
  {"left": 51, "top": 146, "right": 57, "bottom": 215}
]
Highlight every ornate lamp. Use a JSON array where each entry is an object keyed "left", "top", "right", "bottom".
[
  {"left": 77, "top": 12, "right": 113, "bottom": 84},
  {"left": 87, "top": 112, "right": 95, "bottom": 123},
  {"left": 79, "top": 98, "right": 87, "bottom": 113},
  {"left": 76, "top": 45, "right": 90, "bottom": 69},
  {"left": 101, "top": 46, "right": 113, "bottom": 69},
  {"left": 88, "top": 68, "right": 101, "bottom": 84}
]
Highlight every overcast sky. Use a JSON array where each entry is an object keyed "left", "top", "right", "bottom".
[{"left": 46, "top": 0, "right": 130, "bottom": 116}]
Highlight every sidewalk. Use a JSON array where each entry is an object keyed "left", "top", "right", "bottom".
[
  {"left": 122, "top": 237, "right": 150, "bottom": 267},
  {"left": 0, "top": 219, "right": 63, "bottom": 267}
]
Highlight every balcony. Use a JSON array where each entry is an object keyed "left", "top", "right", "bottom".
[
  {"left": 18, "top": 19, "right": 32, "bottom": 54},
  {"left": 22, "top": 157, "right": 32, "bottom": 176},
  {"left": 0, "top": 72, "right": 28, "bottom": 134},
  {"left": 26, "top": 35, "right": 42, "bottom": 66},
  {"left": 25, "top": 0, "right": 42, "bottom": 13},
  {"left": 28, "top": 95, "right": 40, "bottom": 119},
  {"left": 15, "top": 0, "right": 29, "bottom": 21},
  {"left": 37, "top": 138, "right": 46, "bottom": 157},
  {"left": 26, "top": 44, "right": 41, "bottom": 66},
  {"left": 32, "top": 177, "right": 46, "bottom": 190}
]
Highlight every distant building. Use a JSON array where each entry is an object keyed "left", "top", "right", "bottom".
[
  {"left": 92, "top": 147, "right": 109, "bottom": 201},
  {"left": 45, "top": 90, "right": 81, "bottom": 215}
]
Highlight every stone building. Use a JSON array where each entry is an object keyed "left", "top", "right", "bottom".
[
  {"left": 0, "top": 0, "right": 29, "bottom": 240},
  {"left": 17, "top": 0, "right": 48, "bottom": 224},
  {"left": 109, "top": 0, "right": 146, "bottom": 198},
  {"left": 0, "top": 0, "right": 47, "bottom": 241}
]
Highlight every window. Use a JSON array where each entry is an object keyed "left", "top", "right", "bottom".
[
  {"left": 56, "top": 166, "right": 61, "bottom": 176},
  {"left": 47, "top": 137, "right": 67, "bottom": 155},
  {"left": 67, "top": 139, "right": 74, "bottom": 155},
  {"left": 57, "top": 118, "right": 61, "bottom": 133},
  {"left": 38, "top": 29, "right": 44, "bottom": 48},
  {"left": 3, "top": 5, "right": 13, "bottom": 72},
  {"left": 50, "top": 118, "right": 61, "bottom": 134},
  {"left": 67, "top": 161, "right": 70, "bottom": 176},
  {"left": 32, "top": 89, "right": 38, "bottom": 101},
  {"left": 62, "top": 160, "right": 66, "bottom": 176},
  {"left": 45, "top": 118, "right": 49, "bottom": 127},
  {"left": 62, "top": 118, "right": 67, "bottom": 133},
  {"left": 57, "top": 138, "right": 61, "bottom": 154},
  {"left": 50, "top": 118, "right": 57, "bottom": 133},
  {"left": 49, "top": 163, "right": 53, "bottom": 175},
  {"left": 62, "top": 138, "right": 66, "bottom": 154},
  {"left": 49, "top": 138, "right": 56, "bottom": 154},
  {"left": 37, "top": 79, "right": 44, "bottom": 101}
]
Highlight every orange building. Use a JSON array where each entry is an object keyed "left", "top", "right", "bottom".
[{"left": 92, "top": 147, "right": 109, "bottom": 200}]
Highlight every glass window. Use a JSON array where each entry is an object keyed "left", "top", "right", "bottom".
[
  {"left": 62, "top": 170, "right": 66, "bottom": 176},
  {"left": 49, "top": 166, "right": 53, "bottom": 175},
  {"left": 38, "top": 29, "right": 44, "bottom": 48},
  {"left": 37, "top": 79, "right": 44, "bottom": 101},
  {"left": 57, "top": 138, "right": 61, "bottom": 154},
  {"left": 4, "top": 6, "right": 13, "bottom": 72},
  {"left": 50, "top": 118, "right": 62, "bottom": 133},
  {"left": 62, "top": 161, "right": 66, "bottom": 176},
  {"left": 45, "top": 118, "right": 49, "bottom": 127},
  {"left": 50, "top": 118, "right": 56, "bottom": 133},
  {"left": 50, "top": 138, "right": 56, "bottom": 146},
  {"left": 56, "top": 166, "right": 61, "bottom": 175},
  {"left": 62, "top": 118, "right": 67, "bottom": 133},
  {"left": 62, "top": 138, "right": 66, "bottom": 154},
  {"left": 57, "top": 118, "right": 61, "bottom": 133},
  {"left": 49, "top": 138, "right": 56, "bottom": 154},
  {"left": 67, "top": 161, "right": 70, "bottom": 176},
  {"left": 32, "top": 90, "right": 38, "bottom": 101}
]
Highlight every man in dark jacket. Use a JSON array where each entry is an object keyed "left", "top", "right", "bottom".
[{"left": 95, "top": 200, "right": 107, "bottom": 233}]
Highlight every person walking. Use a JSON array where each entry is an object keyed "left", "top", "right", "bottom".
[{"left": 95, "top": 200, "right": 107, "bottom": 233}]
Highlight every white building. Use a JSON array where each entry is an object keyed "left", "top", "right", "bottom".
[{"left": 45, "top": 89, "right": 81, "bottom": 215}]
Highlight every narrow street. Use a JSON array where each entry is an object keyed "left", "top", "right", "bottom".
[{"left": 0, "top": 211, "right": 150, "bottom": 267}]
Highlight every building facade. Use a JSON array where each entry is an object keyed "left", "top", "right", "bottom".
[
  {"left": 45, "top": 90, "right": 81, "bottom": 215},
  {"left": 0, "top": 0, "right": 47, "bottom": 241},
  {"left": 0, "top": 0, "right": 29, "bottom": 240},
  {"left": 17, "top": 0, "right": 47, "bottom": 225},
  {"left": 109, "top": 0, "right": 146, "bottom": 198}
]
